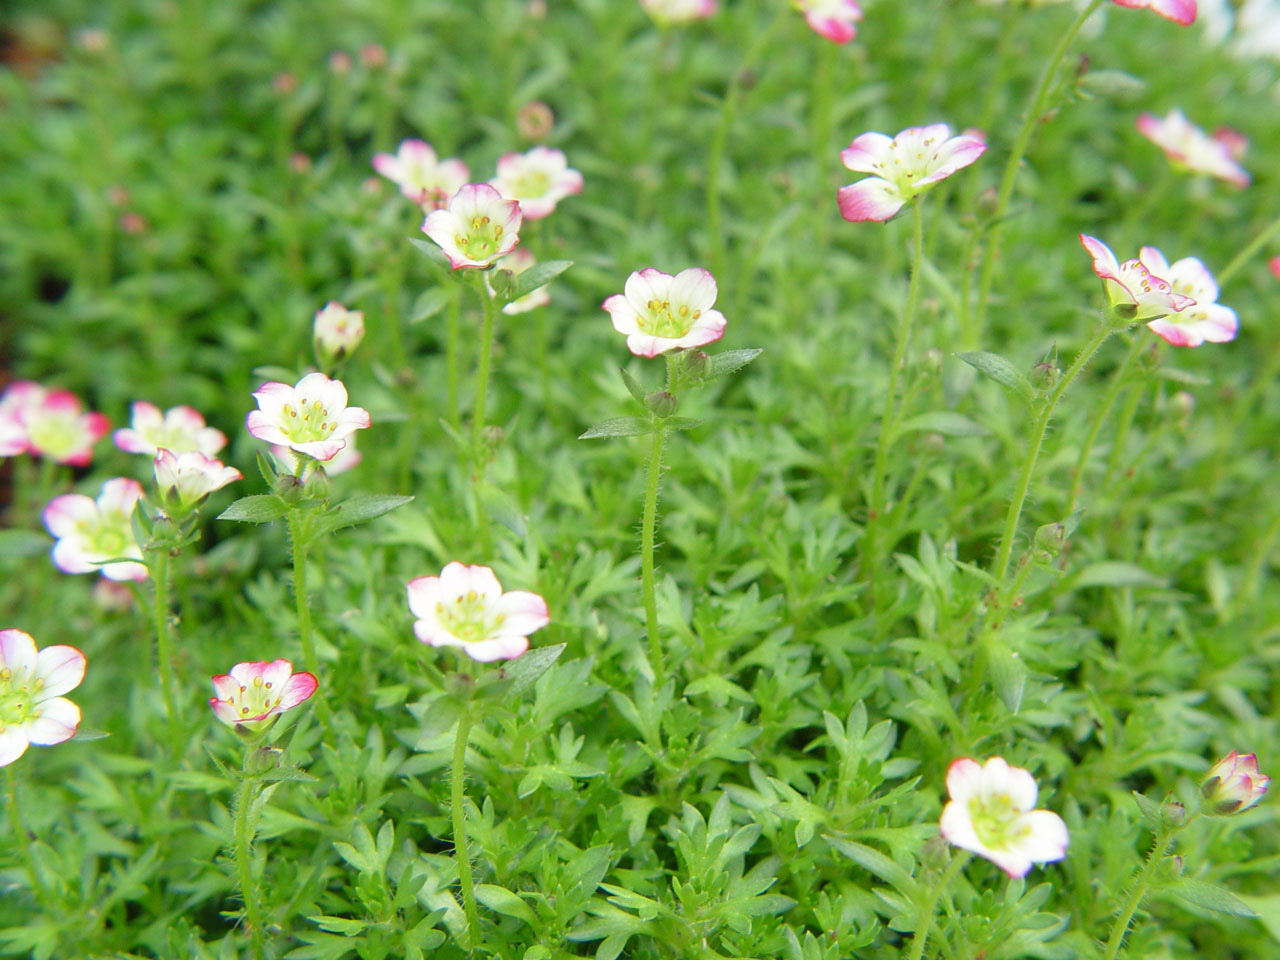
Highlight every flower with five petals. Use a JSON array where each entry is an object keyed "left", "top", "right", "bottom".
[
  {"left": 1136, "top": 247, "right": 1237, "bottom": 347},
  {"left": 371, "top": 139, "right": 469, "bottom": 210},
  {"left": 43, "top": 478, "right": 148, "bottom": 582},
  {"left": 603, "top": 267, "right": 728, "bottom": 358},
  {"left": 209, "top": 659, "right": 318, "bottom": 734},
  {"left": 1079, "top": 234, "right": 1194, "bottom": 323},
  {"left": 114, "top": 402, "right": 227, "bottom": 457},
  {"left": 1136, "top": 109, "right": 1248, "bottom": 187},
  {"left": 421, "top": 183, "right": 523, "bottom": 270},
  {"left": 246, "top": 373, "right": 371, "bottom": 463},
  {"left": 407, "top": 562, "right": 549, "bottom": 662},
  {"left": 490, "top": 147, "right": 583, "bottom": 220},
  {"left": 0, "top": 629, "right": 86, "bottom": 767},
  {"left": 838, "top": 124, "right": 986, "bottom": 223}
]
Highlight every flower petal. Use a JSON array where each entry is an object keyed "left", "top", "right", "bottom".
[
  {"left": 24, "top": 697, "right": 80, "bottom": 745},
  {"left": 34, "top": 644, "right": 86, "bottom": 698},
  {"left": 837, "top": 178, "right": 904, "bottom": 222}
]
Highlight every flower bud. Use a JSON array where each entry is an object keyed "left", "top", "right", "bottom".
[
  {"left": 328, "top": 50, "right": 352, "bottom": 75},
  {"left": 1162, "top": 800, "right": 1187, "bottom": 826},
  {"left": 1200, "top": 751, "right": 1269, "bottom": 816},
  {"left": 1106, "top": 301, "right": 1139, "bottom": 327},
  {"left": 517, "top": 101, "right": 555, "bottom": 141},
  {"left": 922, "top": 348, "right": 943, "bottom": 375},
  {"left": 919, "top": 834, "right": 951, "bottom": 871},
  {"left": 488, "top": 268, "right": 518, "bottom": 302},
  {"left": 274, "top": 474, "right": 305, "bottom": 504},
  {"left": 1034, "top": 522, "right": 1067, "bottom": 558},
  {"left": 359, "top": 43, "right": 387, "bottom": 69},
  {"left": 313, "top": 301, "right": 364, "bottom": 367},
  {"left": 303, "top": 466, "right": 331, "bottom": 503},
  {"left": 645, "top": 391, "right": 678, "bottom": 418},
  {"left": 1030, "top": 359, "right": 1059, "bottom": 389},
  {"left": 682, "top": 349, "right": 710, "bottom": 381}
]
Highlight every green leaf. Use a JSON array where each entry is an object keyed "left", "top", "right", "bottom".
[
  {"left": 0, "top": 529, "right": 50, "bottom": 558},
  {"left": 957, "top": 351, "right": 1037, "bottom": 407},
  {"left": 410, "top": 287, "right": 453, "bottom": 325},
  {"left": 1071, "top": 562, "right": 1167, "bottom": 589},
  {"left": 217, "top": 495, "right": 290, "bottom": 524},
  {"left": 824, "top": 836, "right": 919, "bottom": 897},
  {"left": 510, "top": 259, "right": 572, "bottom": 301},
  {"left": 505, "top": 643, "right": 566, "bottom": 696},
  {"left": 1131, "top": 791, "right": 1166, "bottom": 826},
  {"left": 1077, "top": 69, "right": 1147, "bottom": 103},
  {"left": 896, "top": 411, "right": 990, "bottom": 439},
  {"left": 663, "top": 416, "right": 703, "bottom": 433},
  {"left": 983, "top": 637, "right": 1026, "bottom": 714},
  {"left": 69, "top": 727, "right": 111, "bottom": 742},
  {"left": 579, "top": 417, "right": 653, "bottom": 439},
  {"left": 1168, "top": 879, "right": 1258, "bottom": 917},
  {"left": 478, "top": 485, "right": 527, "bottom": 538},
  {"left": 312, "top": 494, "right": 414, "bottom": 537},
  {"left": 706, "top": 347, "right": 763, "bottom": 380},
  {"left": 620, "top": 368, "right": 647, "bottom": 404},
  {"left": 407, "top": 237, "right": 452, "bottom": 270},
  {"left": 476, "top": 884, "right": 537, "bottom": 925}
]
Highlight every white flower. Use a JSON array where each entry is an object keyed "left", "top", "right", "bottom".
[
  {"left": 246, "top": 373, "right": 371, "bottom": 463},
  {"left": 1136, "top": 109, "right": 1249, "bottom": 187},
  {"left": 1137, "top": 247, "right": 1237, "bottom": 347},
  {"left": 153, "top": 449, "right": 243, "bottom": 513},
  {"left": 838, "top": 123, "right": 986, "bottom": 222},
  {"left": 43, "top": 478, "right": 148, "bottom": 582},
  {"left": 0, "top": 629, "right": 86, "bottom": 767},
  {"left": 209, "top": 659, "right": 318, "bottom": 733},
  {"left": 1079, "top": 234, "right": 1195, "bottom": 322},
  {"left": 114, "top": 402, "right": 227, "bottom": 457},
  {"left": 490, "top": 147, "right": 583, "bottom": 220},
  {"left": 639, "top": 0, "right": 717, "bottom": 26},
  {"left": 313, "top": 301, "right": 365, "bottom": 364},
  {"left": 420, "top": 183, "right": 523, "bottom": 270},
  {"left": 939, "top": 757, "right": 1069, "bottom": 878},
  {"left": 371, "top": 139, "right": 470, "bottom": 210},
  {"left": 407, "top": 562, "right": 549, "bottom": 662},
  {"left": 602, "top": 267, "right": 728, "bottom": 357}
]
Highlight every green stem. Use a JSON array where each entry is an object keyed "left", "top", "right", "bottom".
[
  {"left": 1216, "top": 209, "right": 1280, "bottom": 287},
  {"left": 287, "top": 510, "right": 317, "bottom": 678},
  {"left": 811, "top": 38, "right": 837, "bottom": 253},
  {"left": 384, "top": 249, "right": 406, "bottom": 371},
  {"left": 233, "top": 774, "right": 265, "bottom": 960},
  {"left": 1065, "top": 332, "right": 1146, "bottom": 515},
  {"left": 149, "top": 548, "right": 182, "bottom": 757},
  {"left": 992, "top": 323, "right": 1112, "bottom": 582},
  {"left": 1104, "top": 371, "right": 1147, "bottom": 483},
  {"left": 908, "top": 851, "right": 969, "bottom": 960},
  {"left": 451, "top": 702, "right": 481, "bottom": 952},
  {"left": 866, "top": 202, "right": 926, "bottom": 579},
  {"left": 471, "top": 277, "right": 499, "bottom": 462},
  {"left": 6, "top": 766, "right": 53, "bottom": 910},
  {"left": 447, "top": 284, "right": 462, "bottom": 428},
  {"left": 641, "top": 424, "right": 669, "bottom": 687},
  {"left": 1102, "top": 826, "right": 1180, "bottom": 960},
  {"left": 971, "top": 0, "right": 1103, "bottom": 344}
]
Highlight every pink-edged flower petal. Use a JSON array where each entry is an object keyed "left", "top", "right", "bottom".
[
  {"left": 98, "top": 478, "right": 143, "bottom": 516},
  {"left": 42, "top": 494, "right": 98, "bottom": 539},
  {"left": 837, "top": 178, "right": 905, "bottom": 222},
  {"left": 99, "top": 560, "right": 149, "bottom": 582},
  {"left": 492, "top": 590, "right": 551, "bottom": 638},
  {"left": 407, "top": 563, "right": 548, "bottom": 663},
  {"left": 278, "top": 671, "right": 319, "bottom": 709},
  {"left": 1112, "top": 0, "right": 1196, "bottom": 26},
  {"left": 0, "top": 728, "right": 30, "bottom": 767},
  {"left": 24, "top": 697, "right": 80, "bottom": 745},
  {"left": 840, "top": 132, "right": 893, "bottom": 174},
  {"left": 34, "top": 644, "right": 87, "bottom": 698},
  {"left": 464, "top": 636, "right": 530, "bottom": 662},
  {"left": 0, "top": 629, "right": 39, "bottom": 678},
  {"left": 247, "top": 374, "right": 370, "bottom": 462}
]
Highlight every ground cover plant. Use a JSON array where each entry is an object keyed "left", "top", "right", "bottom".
[{"left": 1, "top": 0, "right": 1279, "bottom": 957}]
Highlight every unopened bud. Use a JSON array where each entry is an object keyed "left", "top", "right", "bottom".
[
  {"left": 303, "top": 467, "right": 331, "bottom": 503},
  {"left": 272, "top": 72, "right": 298, "bottom": 95},
  {"left": 1162, "top": 800, "right": 1187, "bottom": 826},
  {"left": 313, "top": 301, "right": 364, "bottom": 367},
  {"left": 975, "top": 187, "right": 999, "bottom": 217},
  {"left": 1030, "top": 360, "right": 1059, "bottom": 389},
  {"left": 489, "top": 268, "right": 517, "bottom": 302},
  {"left": 289, "top": 152, "right": 312, "bottom": 174},
  {"left": 274, "top": 474, "right": 304, "bottom": 504},
  {"left": 1106, "top": 301, "right": 1139, "bottom": 327},
  {"left": 517, "top": 101, "right": 554, "bottom": 141},
  {"left": 359, "top": 43, "right": 387, "bottom": 69},
  {"left": 922, "top": 348, "right": 943, "bottom": 375},
  {"left": 682, "top": 350, "right": 710, "bottom": 381},
  {"left": 328, "top": 50, "right": 352, "bottom": 74},
  {"left": 1200, "top": 751, "right": 1270, "bottom": 816},
  {"left": 920, "top": 835, "right": 951, "bottom": 871},
  {"left": 1171, "top": 390, "right": 1194, "bottom": 429},
  {"left": 119, "top": 212, "right": 148, "bottom": 235},
  {"left": 921, "top": 433, "right": 945, "bottom": 453},
  {"left": 1034, "top": 521, "right": 1067, "bottom": 558},
  {"left": 525, "top": 0, "right": 548, "bottom": 19},
  {"left": 645, "top": 391, "right": 678, "bottom": 418}
]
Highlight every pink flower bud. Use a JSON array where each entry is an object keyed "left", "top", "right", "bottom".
[{"left": 1201, "top": 752, "right": 1269, "bottom": 816}]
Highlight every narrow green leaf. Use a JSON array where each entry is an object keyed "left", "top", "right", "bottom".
[
  {"left": 824, "top": 836, "right": 919, "bottom": 897},
  {"left": 407, "top": 237, "right": 452, "bottom": 269},
  {"left": 511, "top": 259, "right": 572, "bottom": 301},
  {"left": 706, "top": 347, "right": 763, "bottom": 380},
  {"left": 478, "top": 485, "right": 527, "bottom": 538},
  {"left": 957, "top": 351, "right": 1037, "bottom": 407},
  {"left": 663, "top": 416, "right": 703, "bottom": 433},
  {"left": 217, "top": 495, "right": 290, "bottom": 523},
  {"left": 1131, "top": 791, "right": 1166, "bottom": 826},
  {"left": 896, "top": 411, "right": 990, "bottom": 438},
  {"left": 1071, "top": 562, "right": 1167, "bottom": 589},
  {"left": 620, "top": 368, "right": 647, "bottom": 404},
  {"left": 312, "top": 494, "right": 414, "bottom": 537},
  {"left": 505, "top": 643, "right": 566, "bottom": 696},
  {"left": 476, "top": 884, "right": 537, "bottom": 925},
  {"left": 410, "top": 287, "right": 453, "bottom": 325},
  {"left": 579, "top": 417, "right": 653, "bottom": 439},
  {"left": 1169, "top": 879, "right": 1258, "bottom": 917},
  {"left": 0, "top": 529, "right": 51, "bottom": 558}
]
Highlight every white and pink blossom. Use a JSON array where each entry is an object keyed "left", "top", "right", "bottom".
[
  {"left": 1136, "top": 110, "right": 1249, "bottom": 187},
  {"left": 153, "top": 450, "right": 243, "bottom": 513},
  {"left": 371, "top": 139, "right": 469, "bottom": 210},
  {"left": 114, "top": 402, "right": 227, "bottom": 457},
  {"left": 246, "top": 373, "right": 371, "bottom": 463},
  {"left": 1079, "top": 234, "right": 1194, "bottom": 322},
  {"left": 209, "top": 659, "right": 318, "bottom": 733},
  {"left": 639, "top": 0, "right": 717, "bottom": 26},
  {"left": 603, "top": 267, "right": 727, "bottom": 358},
  {"left": 489, "top": 248, "right": 553, "bottom": 315},
  {"left": 0, "top": 629, "right": 86, "bottom": 767},
  {"left": 407, "top": 562, "right": 549, "bottom": 663},
  {"left": 1111, "top": 0, "right": 1196, "bottom": 25},
  {"left": 489, "top": 147, "right": 583, "bottom": 220},
  {"left": 1, "top": 382, "right": 109, "bottom": 466},
  {"left": 313, "top": 301, "right": 365, "bottom": 365},
  {"left": 838, "top": 124, "right": 986, "bottom": 223},
  {"left": 421, "top": 183, "right": 523, "bottom": 270},
  {"left": 1137, "top": 247, "right": 1237, "bottom": 347},
  {"left": 271, "top": 434, "right": 361, "bottom": 475},
  {"left": 939, "top": 757, "right": 1069, "bottom": 878},
  {"left": 43, "top": 478, "right": 148, "bottom": 582},
  {"left": 794, "top": 0, "right": 863, "bottom": 44},
  {"left": 1201, "top": 751, "right": 1269, "bottom": 815}
]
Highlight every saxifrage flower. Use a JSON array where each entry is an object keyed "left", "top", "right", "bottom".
[
  {"left": 490, "top": 147, "right": 583, "bottom": 220},
  {"left": 1111, "top": 0, "right": 1196, "bottom": 26},
  {"left": 372, "top": 139, "right": 469, "bottom": 210},
  {"left": 209, "top": 659, "right": 318, "bottom": 733},
  {"left": 421, "top": 183, "right": 522, "bottom": 269},
  {"left": 247, "top": 373, "right": 371, "bottom": 463},
  {"left": 1136, "top": 109, "right": 1249, "bottom": 187},
  {"left": 838, "top": 123, "right": 986, "bottom": 222},
  {"left": 154, "top": 449, "right": 243, "bottom": 513},
  {"left": 0, "top": 382, "right": 109, "bottom": 466},
  {"left": 939, "top": 757, "right": 1069, "bottom": 878},
  {"left": 603, "top": 267, "right": 728, "bottom": 358},
  {"left": 114, "top": 402, "right": 228, "bottom": 457},
  {"left": 0, "top": 629, "right": 86, "bottom": 767},
  {"left": 1137, "top": 247, "right": 1237, "bottom": 347},
  {"left": 639, "top": 0, "right": 717, "bottom": 26},
  {"left": 795, "top": 0, "right": 863, "bottom": 44},
  {"left": 1201, "top": 751, "right": 1269, "bottom": 815},
  {"left": 313, "top": 301, "right": 365, "bottom": 365},
  {"left": 43, "top": 478, "right": 148, "bottom": 582},
  {"left": 1079, "top": 234, "right": 1194, "bottom": 322},
  {"left": 407, "top": 562, "right": 549, "bottom": 662}
]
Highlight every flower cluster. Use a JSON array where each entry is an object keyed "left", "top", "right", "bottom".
[
  {"left": 0, "top": 381, "right": 108, "bottom": 465},
  {"left": 0, "top": 630, "right": 86, "bottom": 767}
]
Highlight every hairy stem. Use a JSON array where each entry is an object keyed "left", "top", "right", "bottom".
[
  {"left": 1103, "top": 826, "right": 1179, "bottom": 960},
  {"left": 471, "top": 277, "right": 499, "bottom": 461},
  {"left": 971, "top": 0, "right": 1103, "bottom": 344},
  {"left": 149, "top": 548, "right": 182, "bottom": 757},
  {"left": 451, "top": 703, "right": 481, "bottom": 952},
  {"left": 233, "top": 774, "right": 265, "bottom": 960},
  {"left": 866, "top": 202, "right": 926, "bottom": 581},
  {"left": 908, "top": 851, "right": 969, "bottom": 960},
  {"left": 287, "top": 509, "right": 317, "bottom": 679},
  {"left": 993, "top": 323, "right": 1112, "bottom": 582},
  {"left": 447, "top": 285, "right": 462, "bottom": 428}
]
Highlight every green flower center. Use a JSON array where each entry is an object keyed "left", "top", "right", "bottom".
[
  {"left": 436, "top": 591, "right": 506, "bottom": 643},
  {"left": 26, "top": 415, "right": 81, "bottom": 459},
  {"left": 281, "top": 400, "right": 337, "bottom": 443},
  {"left": 970, "top": 792, "right": 1030, "bottom": 850},
  {"left": 0, "top": 670, "right": 40, "bottom": 730},
  {"left": 513, "top": 171, "right": 550, "bottom": 198},
  {"left": 454, "top": 215, "right": 506, "bottom": 261},
  {"left": 227, "top": 675, "right": 284, "bottom": 722},
  {"left": 635, "top": 298, "right": 700, "bottom": 339}
]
